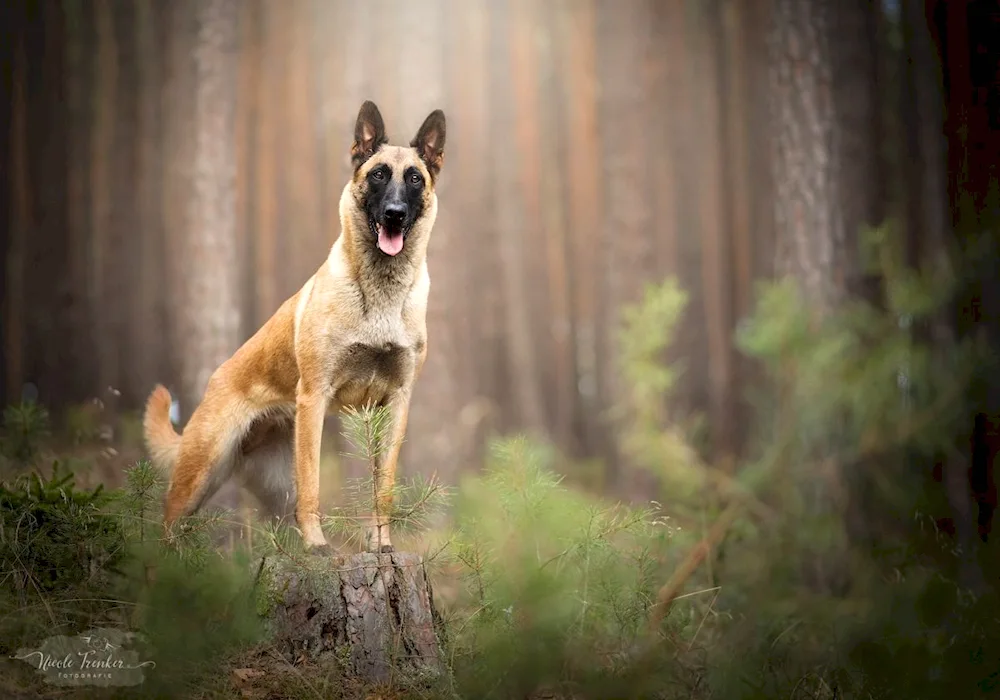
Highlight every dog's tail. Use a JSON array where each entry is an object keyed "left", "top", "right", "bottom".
[{"left": 143, "top": 384, "right": 181, "bottom": 472}]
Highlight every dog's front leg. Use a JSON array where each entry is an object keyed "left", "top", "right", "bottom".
[
  {"left": 364, "top": 392, "right": 413, "bottom": 554},
  {"left": 294, "top": 382, "right": 330, "bottom": 551}
]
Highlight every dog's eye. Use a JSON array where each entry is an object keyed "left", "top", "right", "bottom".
[
  {"left": 371, "top": 169, "right": 385, "bottom": 181},
  {"left": 408, "top": 172, "right": 422, "bottom": 186}
]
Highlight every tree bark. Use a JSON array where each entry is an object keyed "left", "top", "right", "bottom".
[
  {"left": 900, "top": 0, "right": 986, "bottom": 592},
  {"left": 767, "top": 0, "right": 883, "bottom": 590},
  {"left": 178, "top": 0, "right": 241, "bottom": 411},
  {"left": 256, "top": 551, "right": 444, "bottom": 683},
  {"left": 63, "top": 0, "right": 98, "bottom": 406},
  {"left": 5, "top": 15, "right": 28, "bottom": 406},
  {"left": 135, "top": 0, "right": 169, "bottom": 402},
  {"left": 112, "top": 0, "right": 142, "bottom": 408},
  {"left": 556, "top": 0, "right": 606, "bottom": 461},
  {"left": 768, "top": 0, "right": 880, "bottom": 313},
  {"left": 92, "top": 0, "right": 119, "bottom": 400},
  {"left": 491, "top": 0, "right": 547, "bottom": 438},
  {"left": 398, "top": 0, "right": 469, "bottom": 487},
  {"left": 166, "top": 0, "right": 243, "bottom": 520}
]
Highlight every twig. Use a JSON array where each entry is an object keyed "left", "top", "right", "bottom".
[
  {"left": 671, "top": 585, "right": 721, "bottom": 602},
  {"left": 647, "top": 499, "right": 742, "bottom": 631},
  {"left": 688, "top": 586, "right": 721, "bottom": 650},
  {"left": 644, "top": 366, "right": 803, "bottom": 636}
]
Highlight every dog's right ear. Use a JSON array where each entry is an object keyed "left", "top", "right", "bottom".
[{"left": 351, "top": 101, "right": 388, "bottom": 170}]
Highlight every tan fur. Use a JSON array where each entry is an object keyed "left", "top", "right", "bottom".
[
  {"left": 143, "top": 103, "right": 445, "bottom": 553},
  {"left": 144, "top": 385, "right": 180, "bottom": 469}
]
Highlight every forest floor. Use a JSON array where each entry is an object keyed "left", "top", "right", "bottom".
[
  {"left": 0, "top": 404, "right": 695, "bottom": 700},
  {"left": 3, "top": 400, "right": 999, "bottom": 700}
]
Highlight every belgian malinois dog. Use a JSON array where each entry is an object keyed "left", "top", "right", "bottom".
[{"left": 143, "top": 101, "right": 446, "bottom": 553}]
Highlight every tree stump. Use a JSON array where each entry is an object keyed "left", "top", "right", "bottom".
[{"left": 254, "top": 551, "right": 445, "bottom": 684}]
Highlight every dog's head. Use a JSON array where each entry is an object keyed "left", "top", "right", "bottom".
[{"left": 345, "top": 101, "right": 446, "bottom": 259}]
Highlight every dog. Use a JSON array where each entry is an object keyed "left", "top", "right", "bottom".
[{"left": 142, "top": 100, "right": 446, "bottom": 554}]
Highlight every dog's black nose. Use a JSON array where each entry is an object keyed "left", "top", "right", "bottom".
[{"left": 384, "top": 205, "right": 407, "bottom": 225}]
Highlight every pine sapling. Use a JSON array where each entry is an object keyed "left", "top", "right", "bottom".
[{"left": 331, "top": 403, "right": 451, "bottom": 550}]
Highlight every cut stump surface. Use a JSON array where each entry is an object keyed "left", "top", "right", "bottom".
[{"left": 255, "top": 550, "right": 444, "bottom": 683}]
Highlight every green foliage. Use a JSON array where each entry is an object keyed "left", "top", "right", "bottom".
[
  {"left": 324, "top": 403, "right": 452, "bottom": 548},
  {"left": 618, "top": 277, "right": 688, "bottom": 406},
  {"left": 716, "top": 227, "right": 995, "bottom": 696},
  {"left": 0, "top": 422, "right": 268, "bottom": 699},
  {"left": 604, "top": 222, "right": 1000, "bottom": 699},
  {"left": 737, "top": 226, "right": 983, "bottom": 472},
  {"left": 1, "top": 401, "right": 51, "bottom": 465},
  {"left": 445, "top": 436, "right": 676, "bottom": 698},
  {"left": 340, "top": 402, "right": 396, "bottom": 463},
  {"left": 615, "top": 278, "right": 709, "bottom": 506},
  {"left": 129, "top": 548, "right": 265, "bottom": 698},
  {"left": 0, "top": 462, "right": 127, "bottom": 672},
  {"left": 120, "top": 459, "right": 163, "bottom": 542},
  {"left": 0, "top": 462, "right": 124, "bottom": 602}
]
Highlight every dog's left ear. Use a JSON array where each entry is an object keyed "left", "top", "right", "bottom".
[
  {"left": 410, "top": 109, "right": 446, "bottom": 181},
  {"left": 352, "top": 101, "right": 388, "bottom": 170}
]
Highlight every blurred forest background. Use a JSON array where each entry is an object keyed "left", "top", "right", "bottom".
[
  {"left": 1, "top": 0, "right": 999, "bottom": 517},
  {"left": 5, "top": 0, "right": 1000, "bottom": 697}
]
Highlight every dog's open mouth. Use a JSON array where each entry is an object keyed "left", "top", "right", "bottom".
[{"left": 371, "top": 220, "right": 406, "bottom": 257}]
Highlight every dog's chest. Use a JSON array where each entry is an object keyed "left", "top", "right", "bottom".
[{"left": 330, "top": 316, "right": 418, "bottom": 407}]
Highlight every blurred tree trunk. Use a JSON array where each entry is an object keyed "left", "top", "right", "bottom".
[
  {"left": 768, "top": 0, "right": 881, "bottom": 313},
  {"left": 166, "top": 0, "right": 243, "bottom": 519},
  {"left": 692, "top": 2, "right": 736, "bottom": 467},
  {"left": 112, "top": 0, "right": 142, "bottom": 408},
  {"left": 5, "top": 11, "right": 28, "bottom": 406},
  {"left": 174, "top": 0, "right": 241, "bottom": 418},
  {"left": 15, "top": 1, "right": 73, "bottom": 408},
  {"left": 18, "top": 2, "right": 55, "bottom": 406},
  {"left": 92, "top": 0, "right": 119, "bottom": 402},
  {"left": 490, "top": 0, "right": 546, "bottom": 438},
  {"left": 596, "top": 0, "right": 655, "bottom": 489},
  {"left": 556, "top": 0, "right": 605, "bottom": 462},
  {"left": 252, "top": 1, "right": 279, "bottom": 326},
  {"left": 0, "top": 1, "right": 9, "bottom": 404},
  {"left": 135, "top": 0, "right": 169, "bottom": 403},
  {"left": 399, "top": 0, "right": 469, "bottom": 485},
  {"left": 719, "top": 0, "right": 756, "bottom": 461},
  {"left": 35, "top": 1, "right": 78, "bottom": 408},
  {"left": 64, "top": 0, "right": 98, "bottom": 405},
  {"left": 447, "top": 0, "right": 496, "bottom": 467},
  {"left": 767, "top": 0, "right": 883, "bottom": 590},
  {"left": 900, "top": 0, "right": 986, "bottom": 591}
]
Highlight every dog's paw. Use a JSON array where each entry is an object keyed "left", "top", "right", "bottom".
[{"left": 379, "top": 544, "right": 394, "bottom": 554}]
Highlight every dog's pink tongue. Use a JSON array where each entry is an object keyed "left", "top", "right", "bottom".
[{"left": 377, "top": 224, "right": 404, "bottom": 256}]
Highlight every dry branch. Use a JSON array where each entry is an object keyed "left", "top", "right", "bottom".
[{"left": 647, "top": 500, "right": 742, "bottom": 630}]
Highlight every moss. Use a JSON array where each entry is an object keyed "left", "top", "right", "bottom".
[
  {"left": 253, "top": 558, "right": 296, "bottom": 619},
  {"left": 253, "top": 555, "right": 347, "bottom": 621},
  {"left": 335, "top": 643, "right": 353, "bottom": 672}
]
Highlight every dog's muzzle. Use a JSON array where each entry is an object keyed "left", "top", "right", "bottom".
[{"left": 371, "top": 205, "right": 408, "bottom": 257}]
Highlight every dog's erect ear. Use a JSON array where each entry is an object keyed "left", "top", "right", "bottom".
[
  {"left": 410, "top": 109, "right": 446, "bottom": 181},
  {"left": 351, "top": 101, "right": 388, "bottom": 170}
]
